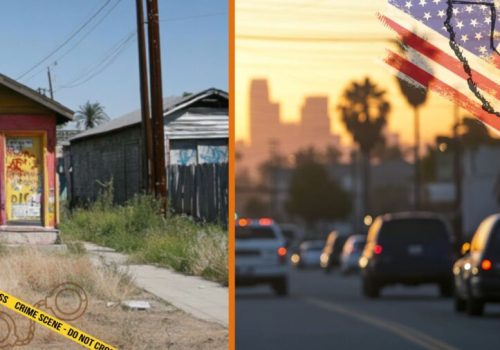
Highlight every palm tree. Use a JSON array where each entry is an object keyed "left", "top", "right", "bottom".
[
  {"left": 75, "top": 101, "right": 110, "bottom": 130},
  {"left": 339, "top": 77, "right": 390, "bottom": 217}
]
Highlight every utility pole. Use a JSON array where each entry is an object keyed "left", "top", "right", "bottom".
[
  {"left": 453, "top": 104, "right": 463, "bottom": 246},
  {"left": 146, "top": 0, "right": 167, "bottom": 213},
  {"left": 135, "top": 0, "right": 155, "bottom": 194},
  {"left": 414, "top": 107, "right": 421, "bottom": 210},
  {"left": 47, "top": 67, "right": 54, "bottom": 99}
]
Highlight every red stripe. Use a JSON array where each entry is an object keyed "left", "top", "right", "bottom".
[
  {"left": 380, "top": 14, "right": 500, "bottom": 100},
  {"left": 385, "top": 50, "right": 500, "bottom": 132}
]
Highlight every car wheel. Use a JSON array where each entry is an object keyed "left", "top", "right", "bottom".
[
  {"left": 454, "top": 295, "right": 466, "bottom": 312},
  {"left": 439, "top": 282, "right": 453, "bottom": 298},
  {"left": 362, "top": 277, "right": 380, "bottom": 298},
  {"left": 466, "top": 297, "right": 484, "bottom": 316},
  {"left": 272, "top": 278, "right": 288, "bottom": 296}
]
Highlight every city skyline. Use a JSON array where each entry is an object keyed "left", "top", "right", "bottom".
[{"left": 236, "top": 0, "right": 461, "bottom": 147}]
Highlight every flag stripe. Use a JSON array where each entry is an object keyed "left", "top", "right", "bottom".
[
  {"left": 384, "top": 50, "right": 500, "bottom": 131},
  {"left": 379, "top": 14, "right": 500, "bottom": 100}
]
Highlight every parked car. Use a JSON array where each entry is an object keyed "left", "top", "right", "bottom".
[
  {"left": 340, "top": 235, "right": 366, "bottom": 275},
  {"left": 291, "top": 240, "right": 325, "bottom": 269},
  {"left": 454, "top": 213, "right": 500, "bottom": 316},
  {"left": 359, "top": 212, "right": 455, "bottom": 298},
  {"left": 320, "top": 231, "right": 348, "bottom": 273},
  {"left": 236, "top": 218, "right": 289, "bottom": 296}
]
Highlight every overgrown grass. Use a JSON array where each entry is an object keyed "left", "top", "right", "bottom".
[{"left": 60, "top": 195, "right": 228, "bottom": 285}]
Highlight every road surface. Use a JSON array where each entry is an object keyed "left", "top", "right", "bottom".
[{"left": 236, "top": 269, "right": 500, "bottom": 349}]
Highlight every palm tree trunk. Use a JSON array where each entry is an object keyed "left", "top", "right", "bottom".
[
  {"left": 414, "top": 106, "right": 421, "bottom": 210},
  {"left": 363, "top": 150, "right": 371, "bottom": 217}
]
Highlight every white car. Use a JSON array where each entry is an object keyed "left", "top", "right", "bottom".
[
  {"left": 236, "top": 218, "right": 289, "bottom": 296},
  {"left": 340, "top": 235, "right": 366, "bottom": 275},
  {"left": 291, "top": 240, "right": 325, "bottom": 269}
]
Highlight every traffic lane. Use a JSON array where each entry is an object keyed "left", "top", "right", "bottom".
[
  {"left": 236, "top": 269, "right": 500, "bottom": 350},
  {"left": 236, "top": 289, "right": 425, "bottom": 350},
  {"left": 312, "top": 271, "right": 500, "bottom": 350}
]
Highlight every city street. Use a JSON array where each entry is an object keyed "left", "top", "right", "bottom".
[{"left": 237, "top": 269, "right": 500, "bottom": 350}]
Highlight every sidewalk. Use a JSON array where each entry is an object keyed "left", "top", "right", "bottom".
[{"left": 83, "top": 242, "right": 228, "bottom": 327}]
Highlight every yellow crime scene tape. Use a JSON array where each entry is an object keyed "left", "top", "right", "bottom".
[{"left": 0, "top": 290, "right": 117, "bottom": 350}]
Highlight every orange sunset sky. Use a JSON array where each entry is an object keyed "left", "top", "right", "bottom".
[{"left": 235, "top": 0, "right": 461, "bottom": 149}]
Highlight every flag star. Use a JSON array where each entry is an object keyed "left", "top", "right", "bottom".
[
  {"left": 453, "top": 8, "right": 459, "bottom": 15},
  {"left": 478, "top": 46, "right": 487, "bottom": 54},
  {"left": 460, "top": 34, "right": 469, "bottom": 42},
  {"left": 437, "top": 10, "right": 445, "bottom": 18},
  {"left": 405, "top": 0, "right": 413, "bottom": 9},
  {"left": 419, "top": 0, "right": 427, "bottom": 6},
  {"left": 456, "top": 21, "right": 464, "bottom": 29},
  {"left": 470, "top": 18, "right": 478, "bottom": 27},
  {"left": 475, "top": 32, "right": 483, "bottom": 40},
  {"left": 433, "top": 0, "right": 441, "bottom": 3},
  {"left": 484, "top": 16, "right": 491, "bottom": 24},
  {"left": 465, "top": 5, "right": 473, "bottom": 13},
  {"left": 423, "top": 12, "right": 432, "bottom": 20}
]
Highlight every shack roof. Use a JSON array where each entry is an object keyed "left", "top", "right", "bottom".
[
  {"left": 71, "top": 88, "right": 227, "bottom": 142},
  {"left": 0, "top": 73, "right": 74, "bottom": 124}
]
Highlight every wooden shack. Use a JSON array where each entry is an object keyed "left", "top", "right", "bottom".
[
  {"left": 0, "top": 74, "right": 73, "bottom": 244},
  {"left": 67, "top": 88, "right": 228, "bottom": 223}
]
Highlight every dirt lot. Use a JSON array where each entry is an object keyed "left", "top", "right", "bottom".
[{"left": 0, "top": 247, "right": 227, "bottom": 350}]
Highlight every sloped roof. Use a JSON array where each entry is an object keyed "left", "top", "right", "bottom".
[
  {"left": 71, "top": 88, "right": 227, "bottom": 141},
  {"left": 0, "top": 73, "right": 73, "bottom": 123}
]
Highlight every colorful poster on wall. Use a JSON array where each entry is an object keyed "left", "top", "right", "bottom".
[{"left": 5, "top": 136, "right": 43, "bottom": 222}]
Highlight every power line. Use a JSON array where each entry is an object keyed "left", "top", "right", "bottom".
[
  {"left": 23, "top": 0, "right": 124, "bottom": 84},
  {"left": 54, "top": 0, "right": 124, "bottom": 66},
  {"left": 237, "top": 34, "right": 394, "bottom": 43},
  {"left": 16, "top": 0, "right": 114, "bottom": 80},
  {"left": 57, "top": 31, "right": 136, "bottom": 90},
  {"left": 159, "top": 12, "right": 227, "bottom": 22}
]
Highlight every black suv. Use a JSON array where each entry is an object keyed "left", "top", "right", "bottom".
[
  {"left": 360, "top": 212, "right": 454, "bottom": 298},
  {"left": 454, "top": 214, "right": 500, "bottom": 316}
]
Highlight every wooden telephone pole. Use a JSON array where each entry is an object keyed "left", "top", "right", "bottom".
[
  {"left": 146, "top": 0, "right": 168, "bottom": 213},
  {"left": 135, "top": 0, "right": 154, "bottom": 194}
]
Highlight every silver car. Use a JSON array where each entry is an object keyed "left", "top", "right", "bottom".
[{"left": 340, "top": 235, "right": 366, "bottom": 275}]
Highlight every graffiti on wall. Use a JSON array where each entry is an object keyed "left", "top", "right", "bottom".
[
  {"left": 198, "top": 145, "right": 227, "bottom": 164},
  {"left": 170, "top": 148, "right": 197, "bottom": 165},
  {"left": 5, "top": 137, "right": 42, "bottom": 221}
]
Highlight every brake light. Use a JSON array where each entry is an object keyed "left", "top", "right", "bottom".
[
  {"left": 373, "top": 245, "right": 383, "bottom": 255},
  {"left": 259, "top": 218, "right": 274, "bottom": 226},
  {"left": 278, "top": 247, "right": 287, "bottom": 264},
  {"left": 238, "top": 218, "right": 250, "bottom": 227},
  {"left": 277, "top": 247, "right": 287, "bottom": 257},
  {"left": 481, "top": 259, "right": 492, "bottom": 271}
]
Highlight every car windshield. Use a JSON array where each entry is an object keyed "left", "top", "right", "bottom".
[
  {"left": 353, "top": 240, "right": 366, "bottom": 250},
  {"left": 378, "top": 219, "right": 450, "bottom": 247},
  {"left": 486, "top": 224, "right": 500, "bottom": 258},
  {"left": 236, "top": 226, "right": 277, "bottom": 240},
  {"left": 301, "top": 241, "right": 324, "bottom": 250}
]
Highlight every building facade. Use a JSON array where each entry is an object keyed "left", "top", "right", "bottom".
[{"left": 0, "top": 74, "right": 73, "bottom": 243}]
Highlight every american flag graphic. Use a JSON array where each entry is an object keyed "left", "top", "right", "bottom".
[{"left": 380, "top": 0, "right": 500, "bottom": 132}]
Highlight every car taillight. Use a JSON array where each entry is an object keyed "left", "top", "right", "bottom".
[
  {"left": 259, "top": 218, "right": 274, "bottom": 226},
  {"left": 373, "top": 245, "right": 383, "bottom": 255},
  {"left": 278, "top": 247, "right": 287, "bottom": 264},
  {"left": 481, "top": 259, "right": 492, "bottom": 271},
  {"left": 238, "top": 218, "right": 250, "bottom": 227}
]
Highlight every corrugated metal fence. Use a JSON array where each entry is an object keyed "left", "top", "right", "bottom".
[{"left": 168, "top": 163, "right": 228, "bottom": 224}]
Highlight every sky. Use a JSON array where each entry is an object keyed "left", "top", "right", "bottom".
[
  {"left": 0, "top": 0, "right": 228, "bottom": 123},
  {"left": 236, "top": 0, "right": 462, "bottom": 147}
]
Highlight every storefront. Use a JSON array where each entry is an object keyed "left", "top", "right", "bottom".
[{"left": 0, "top": 74, "right": 73, "bottom": 236}]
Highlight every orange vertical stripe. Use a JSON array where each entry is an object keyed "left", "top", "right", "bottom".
[{"left": 228, "top": 0, "right": 236, "bottom": 348}]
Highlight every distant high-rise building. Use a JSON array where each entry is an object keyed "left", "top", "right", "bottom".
[{"left": 241, "top": 79, "right": 342, "bottom": 180}]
